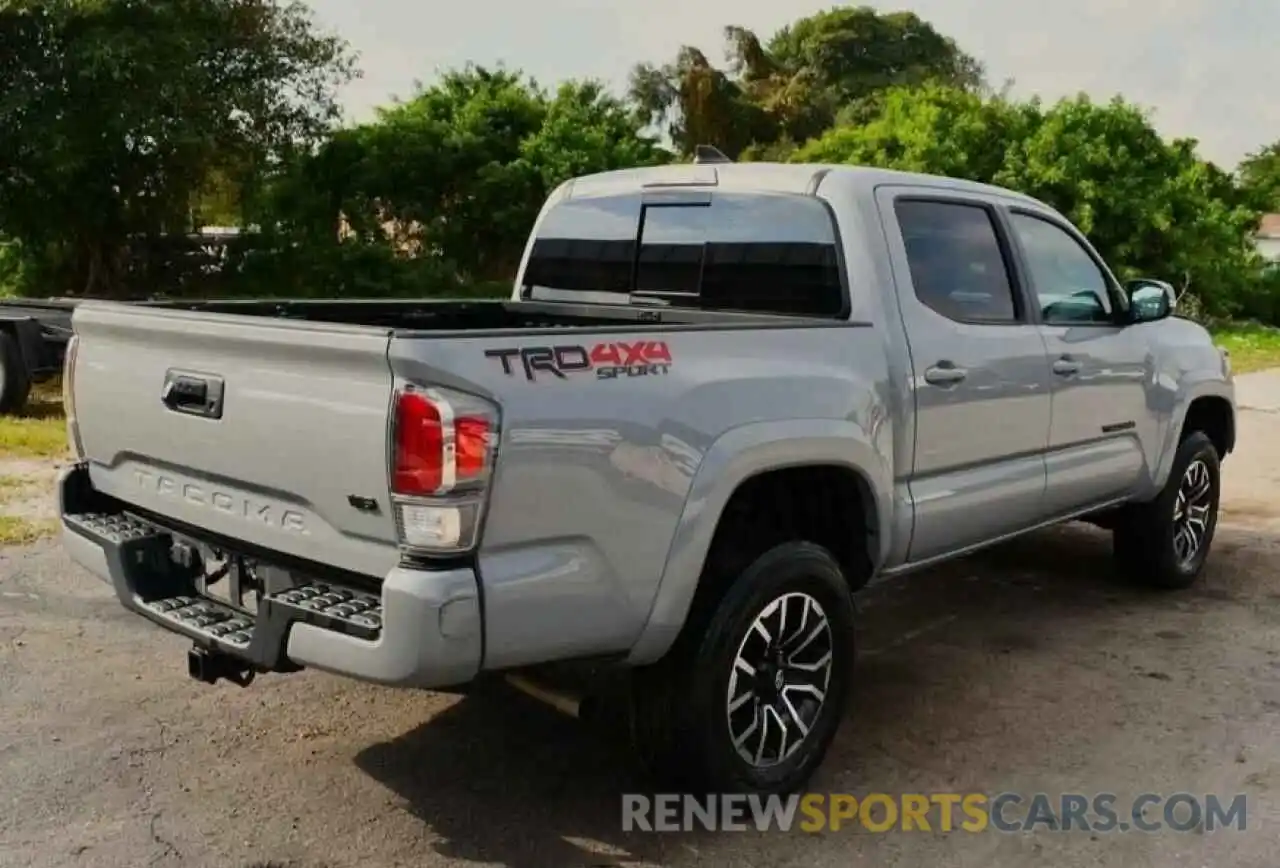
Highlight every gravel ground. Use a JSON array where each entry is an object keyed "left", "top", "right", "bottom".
[{"left": 3, "top": 373, "right": 1280, "bottom": 868}]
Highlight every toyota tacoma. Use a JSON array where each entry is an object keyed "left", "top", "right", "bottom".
[{"left": 59, "top": 158, "right": 1235, "bottom": 795}]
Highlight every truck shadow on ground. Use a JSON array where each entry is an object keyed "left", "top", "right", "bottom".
[{"left": 353, "top": 521, "right": 1274, "bottom": 868}]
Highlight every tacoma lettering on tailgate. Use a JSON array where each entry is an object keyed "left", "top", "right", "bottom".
[{"left": 484, "top": 340, "right": 673, "bottom": 382}]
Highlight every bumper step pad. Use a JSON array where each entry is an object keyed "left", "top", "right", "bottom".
[
  {"left": 269, "top": 583, "right": 383, "bottom": 640},
  {"left": 144, "top": 596, "right": 255, "bottom": 648},
  {"left": 64, "top": 510, "right": 162, "bottom": 545}
]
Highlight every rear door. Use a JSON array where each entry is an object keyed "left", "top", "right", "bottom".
[
  {"left": 876, "top": 188, "right": 1054, "bottom": 562},
  {"left": 1003, "top": 209, "right": 1152, "bottom": 514},
  {"left": 70, "top": 302, "right": 401, "bottom": 578}
]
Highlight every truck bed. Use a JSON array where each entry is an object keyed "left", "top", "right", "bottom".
[{"left": 134, "top": 296, "right": 833, "bottom": 332}]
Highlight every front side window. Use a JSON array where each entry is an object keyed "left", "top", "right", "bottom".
[
  {"left": 1009, "top": 212, "right": 1114, "bottom": 325},
  {"left": 520, "top": 191, "right": 847, "bottom": 317}
]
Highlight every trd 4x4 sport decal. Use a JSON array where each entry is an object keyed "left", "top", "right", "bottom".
[{"left": 484, "top": 340, "right": 673, "bottom": 382}]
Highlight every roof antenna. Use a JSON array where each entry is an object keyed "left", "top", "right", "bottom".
[{"left": 693, "top": 144, "right": 732, "bottom": 165}]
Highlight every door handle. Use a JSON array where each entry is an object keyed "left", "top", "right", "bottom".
[
  {"left": 924, "top": 362, "right": 968, "bottom": 386},
  {"left": 1052, "top": 356, "right": 1082, "bottom": 376},
  {"left": 161, "top": 369, "right": 225, "bottom": 419}
]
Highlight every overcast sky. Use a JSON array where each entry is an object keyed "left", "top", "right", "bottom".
[{"left": 308, "top": 0, "right": 1278, "bottom": 171}]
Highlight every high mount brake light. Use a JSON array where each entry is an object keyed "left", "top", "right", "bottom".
[{"left": 390, "top": 385, "right": 497, "bottom": 554}]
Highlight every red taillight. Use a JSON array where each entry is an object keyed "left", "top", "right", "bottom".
[
  {"left": 454, "top": 416, "right": 490, "bottom": 480},
  {"left": 392, "top": 387, "right": 494, "bottom": 496},
  {"left": 393, "top": 390, "right": 444, "bottom": 495}
]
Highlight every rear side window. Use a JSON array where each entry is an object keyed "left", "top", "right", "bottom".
[
  {"left": 520, "top": 191, "right": 847, "bottom": 317},
  {"left": 895, "top": 199, "right": 1019, "bottom": 324}
]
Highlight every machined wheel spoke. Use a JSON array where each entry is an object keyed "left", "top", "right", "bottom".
[
  {"left": 783, "top": 681, "right": 826, "bottom": 704},
  {"left": 728, "top": 689, "right": 755, "bottom": 714},
  {"left": 1173, "top": 526, "right": 1193, "bottom": 560},
  {"left": 761, "top": 705, "right": 789, "bottom": 764},
  {"left": 787, "top": 618, "right": 830, "bottom": 659},
  {"left": 787, "top": 648, "right": 833, "bottom": 674},
  {"left": 733, "top": 705, "right": 761, "bottom": 750},
  {"left": 781, "top": 692, "right": 811, "bottom": 737}
]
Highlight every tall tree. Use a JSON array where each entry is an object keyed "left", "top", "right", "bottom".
[
  {"left": 629, "top": 6, "right": 984, "bottom": 158},
  {"left": 0, "top": 0, "right": 355, "bottom": 297}
]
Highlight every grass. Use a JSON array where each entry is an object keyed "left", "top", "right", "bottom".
[
  {"left": 0, "top": 382, "right": 68, "bottom": 461},
  {"left": 1210, "top": 323, "right": 1280, "bottom": 375},
  {"left": 0, "top": 515, "right": 58, "bottom": 546}
]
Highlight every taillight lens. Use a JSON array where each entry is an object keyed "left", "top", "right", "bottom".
[
  {"left": 62, "top": 334, "right": 85, "bottom": 461},
  {"left": 392, "top": 391, "right": 444, "bottom": 495},
  {"left": 390, "top": 384, "right": 497, "bottom": 554}
]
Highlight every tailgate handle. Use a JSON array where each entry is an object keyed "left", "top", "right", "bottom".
[{"left": 162, "top": 370, "right": 224, "bottom": 419}]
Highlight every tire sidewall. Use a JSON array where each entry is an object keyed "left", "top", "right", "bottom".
[{"left": 687, "top": 541, "right": 855, "bottom": 795}]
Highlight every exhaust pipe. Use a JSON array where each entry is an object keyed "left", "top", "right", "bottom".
[{"left": 504, "top": 673, "right": 588, "bottom": 719}]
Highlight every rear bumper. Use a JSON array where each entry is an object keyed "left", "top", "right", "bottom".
[{"left": 58, "top": 464, "right": 482, "bottom": 689}]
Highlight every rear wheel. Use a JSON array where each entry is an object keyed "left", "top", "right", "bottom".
[
  {"left": 0, "top": 331, "right": 30, "bottom": 415},
  {"left": 631, "top": 541, "right": 855, "bottom": 795},
  {"left": 1113, "top": 431, "right": 1220, "bottom": 589}
]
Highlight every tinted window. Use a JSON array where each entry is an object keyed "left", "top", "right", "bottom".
[
  {"left": 521, "top": 195, "right": 639, "bottom": 299},
  {"left": 1009, "top": 212, "right": 1113, "bottom": 325},
  {"left": 895, "top": 200, "right": 1018, "bottom": 323},
  {"left": 636, "top": 194, "right": 844, "bottom": 316},
  {"left": 521, "top": 191, "right": 846, "bottom": 317}
]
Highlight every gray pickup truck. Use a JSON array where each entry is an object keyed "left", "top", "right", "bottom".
[{"left": 59, "top": 159, "right": 1235, "bottom": 795}]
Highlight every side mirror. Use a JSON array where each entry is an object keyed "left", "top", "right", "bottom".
[{"left": 1124, "top": 279, "right": 1176, "bottom": 324}]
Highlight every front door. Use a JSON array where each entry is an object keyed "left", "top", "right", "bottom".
[
  {"left": 878, "top": 191, "right": 1054, "bottom": 563},
  {"left": 1003, "top": 209, "right": 1151, "bottom": 515}
]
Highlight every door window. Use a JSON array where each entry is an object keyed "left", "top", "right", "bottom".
[
  {"left": 894, "top": 200, "right": 1020, "bottom": 323},
  {"left": 1009, "top": 212, "right": 1114, "bottom": 325}
]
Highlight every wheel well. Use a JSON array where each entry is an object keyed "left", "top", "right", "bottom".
[
  {"left": 1181, "top": 396, "right": 1233, "bottom": 458},
  {"left": 691, "top": 465, "right": 875, "bottom": 617}
]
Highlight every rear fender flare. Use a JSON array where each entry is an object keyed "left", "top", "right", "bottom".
[{"left": 625, "top": 417, "right": 891, "bottom": 665}]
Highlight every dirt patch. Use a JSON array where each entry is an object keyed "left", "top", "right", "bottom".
[{"left": 0, "top": 456, "right": 62, "bottom": 543}]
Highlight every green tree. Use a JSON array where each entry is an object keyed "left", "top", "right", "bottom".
[
  {"left": 798, "top": 86, "right": 1267, "bottom": 320},
  {"left": 794, "top": 83, "right": 1035, "bottom": 182},
  {"left": 995, "top": 95, "right": 1264, "bottom": 316},
  {"left": 0, "top": 0, "right": 355, "bottom": 297},
  {"left": 629, "top": 7, "right": 983, "bottom": 159},
  {"left": 1237, "top": 142, "right": 1280, "bottom": 213},
  {"left": 251, "top": 66, "right": 666, "bottom": 295}
]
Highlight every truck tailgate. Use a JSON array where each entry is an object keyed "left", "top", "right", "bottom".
[{"left": 69, "top": 302, "right": 400, "bottom": 578}]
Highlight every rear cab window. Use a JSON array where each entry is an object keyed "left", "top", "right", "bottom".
[{"left": 519, "top": 190, "right": 849, "bottom": 318}]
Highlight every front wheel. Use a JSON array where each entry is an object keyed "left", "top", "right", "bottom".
[
  {"left": 1113, "top": 431, "right": 1221, "bottom": 589},
  {"left": 631, "top": 541, "right": 855, "bottom": 795}
]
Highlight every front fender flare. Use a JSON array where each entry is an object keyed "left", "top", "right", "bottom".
[
  {"left": 625, "top": 417, "right": 892, "bottom": 665},
  {"left": 1146, "top": 378, "right": 1235, "bottom": 498}
]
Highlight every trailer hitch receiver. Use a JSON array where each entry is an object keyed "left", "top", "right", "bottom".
[{"left": 187, "top": 646, "right": 256, "bottom": 687}]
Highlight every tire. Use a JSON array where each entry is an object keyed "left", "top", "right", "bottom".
[
  {"left": 0, "top": 331, "right": 31, "bottom": 415},
  {"left": 1113, "top": 431, "right": 1220, "bottom": 589},
  {"left": 630, "top": 541, "right": 855, "bottom": 795}
]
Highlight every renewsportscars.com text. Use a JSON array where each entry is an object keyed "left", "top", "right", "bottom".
[{"left": 621, "top": 792, "right": 1248, "bottom": 834}]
